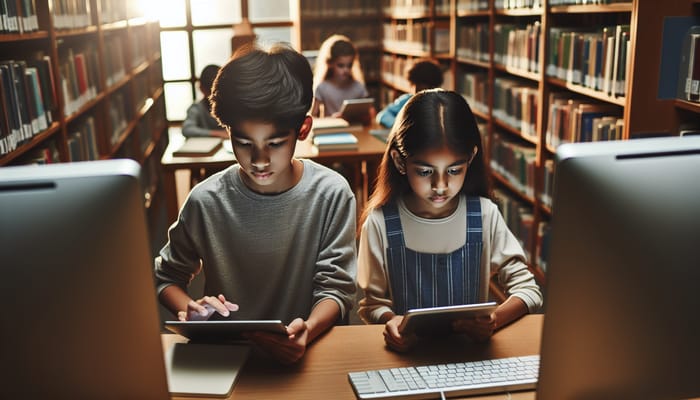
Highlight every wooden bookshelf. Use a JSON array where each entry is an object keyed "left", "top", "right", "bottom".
[
  {"left": 0, "top": 0, "right": 168, "bottom": 246},
  {"left": 377, "top": 0, "right": 698, "bottom": 292}
]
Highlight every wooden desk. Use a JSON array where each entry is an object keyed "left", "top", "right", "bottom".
[
  {"left": 164, "top": 314, "right": 543, "bottom": 400},
  {"left": 161, "top": 127, "right": 387, "bottom": 223}
]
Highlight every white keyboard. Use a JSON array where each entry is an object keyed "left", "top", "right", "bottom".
[{"left": 348, "top": 355, "right": 539, "bottom": 399}]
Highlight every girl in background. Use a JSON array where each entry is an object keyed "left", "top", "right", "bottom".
[
  {"left": 311, "top": 34, "right": 369, "bottom": 118},
  {"left": 357, "top": 89, "right": 542, "bottom": 352}
]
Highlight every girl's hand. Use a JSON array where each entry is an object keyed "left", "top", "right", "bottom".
[
  {"left": 383, "top": 315, "right": 418, "bottom": 352},
  {"left": 178, "top": 294, "right": 239, "bottom": 321},
  {"left": 452, "top": 313, "right": 497, "bottom": 342},
  {"left": 245, "top": 318, "right": 309, "bottom": 364}
]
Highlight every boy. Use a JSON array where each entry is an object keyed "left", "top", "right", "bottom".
[
  {"left": 155, "top": 43, "right": 357, "bottom": 364},
  {"left": 376, "top": 59, "right": 443, "bottom": 128},
  {"left": 182, "top": 64, "right": 228, "bottom": 138}
]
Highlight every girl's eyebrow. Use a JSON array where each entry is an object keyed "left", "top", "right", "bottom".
[{"left": 410, "top": 159, "right": 469, "bottom": 167}]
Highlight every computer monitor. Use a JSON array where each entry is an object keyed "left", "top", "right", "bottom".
[
  {"left": 537, "top": 136, "right": 700, "bottom": 399},
  {"left": 0, "top": 159, "right": 169, "bottom": 399}
]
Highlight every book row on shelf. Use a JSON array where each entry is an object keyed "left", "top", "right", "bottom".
[
  {"left": 299, "top": 0, "right": 380, "bottom": 18},
  {"left": 381, "top": 0, "right": 451, "bottom": 16},
  {"left": 383, "top": 21, "right": 450, "bottom": 56},
  {"left": 547, "top": 24, "right": 631, "bottom": 99},
  {"left": 0, "top": 0, "right": 38, "bottom": 34}
]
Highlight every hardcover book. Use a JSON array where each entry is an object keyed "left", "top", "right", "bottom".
[{"left": 312, "top": 132, "right": 358, "bottom": 151}]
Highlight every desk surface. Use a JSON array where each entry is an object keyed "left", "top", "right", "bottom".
[
  {"left": 164, "top": 314, "right": 543, "bottom": 400},
  {"left": 161, "top": 127, "right": 388, "bottom": 171}
]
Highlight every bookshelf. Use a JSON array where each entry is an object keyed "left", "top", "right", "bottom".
[
  {"left": 295, "top": 0, "right": 382, "bottom": 101},
  {"left": 379, "top": 0, "right": 696, "bottom": 294},
  {"left": 0, "top": 0, "right": 168, "bottom": 250}
]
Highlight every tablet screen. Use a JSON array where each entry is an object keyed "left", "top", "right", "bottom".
[
  {"left": 399, "top": 302, "right": 497, "bottom": 336},
  {"left": 165, "top": 320, "right": 287, "bottom": 343},
  {"left": 339, "top": 98, "right": 374, "bottom": 124}
]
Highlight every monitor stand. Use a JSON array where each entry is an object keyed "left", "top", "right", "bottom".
[{"left": 165, "top": 342, "right": 251, "bottom": 397}]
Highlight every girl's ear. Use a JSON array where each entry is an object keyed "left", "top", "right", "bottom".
[
  {"left": 297, "top": 115, "right": 313, "bottom": 141},
  {"left": 390, "top": 149, "right": 406, "bottom": 174}
]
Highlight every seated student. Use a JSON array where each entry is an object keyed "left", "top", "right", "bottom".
[
  {"left": 155, "top": 43, "right": 357, "bottom": 364},
  {"left": 376, "top": 59, "right": 443, "bottom": 128},
  {"left": 182, "top": 64, "right": 228, "bottom": 139},
  {"left": 357, "top": 89, "right": 542, "bottom": 352},
  {"left": 310, "top": 34, "right": 370, "bottom": 119}
]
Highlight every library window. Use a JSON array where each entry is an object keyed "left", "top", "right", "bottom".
[{"left": 157, "top": 0, "right": 295, "bottom": 123}]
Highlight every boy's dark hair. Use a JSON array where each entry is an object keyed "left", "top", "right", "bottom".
[
  {"left": 407, "top": 59, "right": 443, "bottom": 89},
  {"left": 210, "top": 43, "right": 313, "bottom": 132},
  {"left": 199, "top": 64, "right": 220, "bottom": 93}
]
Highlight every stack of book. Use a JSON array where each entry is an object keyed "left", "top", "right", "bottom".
[{"left": 311, "top": 117, "right": 360, "bottom": 151}]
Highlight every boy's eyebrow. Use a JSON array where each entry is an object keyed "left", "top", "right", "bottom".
[{"left": 230, "top": 129, "right": 294, "bottom": 140}]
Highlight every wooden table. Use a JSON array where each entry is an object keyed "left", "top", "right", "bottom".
[
  {"left": 161, "top": 127, "right": 387, "bottom": 223},
  {"left": 164, "top": 314, "right": 543, "bottom": 400}
]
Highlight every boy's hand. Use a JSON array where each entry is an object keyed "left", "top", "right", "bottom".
[
  {"left": 452, "top": 313, "right": 496, "bottom": 342},
  {"left": 384, "top": 315, "right": 418, "bottom": 352},
  {"left": 246, "top": 318, "right": 309, "bottom": 364},
  {"left": 178, "top": 294, "right": 239, "bottom": 321}
]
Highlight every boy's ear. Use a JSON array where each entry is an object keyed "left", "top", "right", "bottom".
[
  {"left": 297, "top": 115, "right": 313, "bottom": 141},
  {"left": 390, "top": 149, "right": 406, "bottom": 174}
]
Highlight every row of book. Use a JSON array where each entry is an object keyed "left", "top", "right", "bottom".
[
  {"left": 458, "top": 71, "right": 489, "bottom": 115},
  {"left": 60, "top": 46, "right": 100, "bottom": 117},
  {"left": 67, "top": 115, "right": 99, "bottom": 162},
  {"left": 545, "top": 92, "right": 623, "bottom": 148},
  {"left": 0, "top": 58, "right": 57, "bottom": 156},
  {"left": 0, "top": 0, "right": 38, "bottom": 34},
  {"left": 383, "top": 22, "right": 450, "bottom": 55},
  {"left": 490, "top": 132, "right": 537, "bottom": 199},
  {"left": 678, "top": 26, "right": 700, "bottom": 103},
  {"left": 493, "top": 77, "right": 539, "bottom": 138},
  {"left": 53, "top": 0, "right": 91, "bottom": 30},
  {"left": 458, "top": 0, "right": 489, "bottom": 11},
  {"left": 300, "top": 0, "right": 380, "bottom": 18},
  {"left": 301, "top": 24, "right": 381, "bottom": 51},
  {"left": 494, "top": 189, "right": 535, "bottom": 261},
  {"left": 546, "top": 25, "right": 631, "bottom": 98},
  {"left": 548, "top": 0, "right": 630, "bottom": 5},
  {"left": 494, "top": 22, "right": 541, "bottom": 74},
  {"left": 381, "top": 0, "right": 450, "bottom": 16},
  {"left": 456, "top": 23, "right": 490, "bottom": 63},
  {"left": 494, "top": 0, "right": 542, "bottom": 9}
]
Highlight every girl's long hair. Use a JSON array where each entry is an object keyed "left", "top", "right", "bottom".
[
  {"left": 360, "top": 89, "right": 493, "bottom": 231},
  {"left": 312, "top": 34, "right": 365, "bottom": 93}
]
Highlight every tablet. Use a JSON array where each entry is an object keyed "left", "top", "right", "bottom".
[
  {"left": 399, "top": 302, "right": 498, "bottom": 336},
  {"left": 164, "top": 320, "right": 287, "bottom": 343},
  {"left": 339, "top": 98, "right": 374, "bottom": 124}
]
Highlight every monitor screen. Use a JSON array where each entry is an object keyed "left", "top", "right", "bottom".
[
  {"left": 0, "top": 159, "right": 169, "bottom": 399},
  {"left": 537, "top": 136, "right": 700, "bottom": 399}
]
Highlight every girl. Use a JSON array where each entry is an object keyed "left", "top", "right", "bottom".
[
  {"left": 311, "top": 34, "right": 369, "bottom": 118},
  {"left": 357, "top": 89, "right": 542, "bottom": 352}
]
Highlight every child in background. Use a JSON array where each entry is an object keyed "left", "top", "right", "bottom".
[
  {"left": 155, "top": 43, "right": 357, "bottom": 364},
  {"left": 357, "top": 89, "right": 542, "bottom": 352},
  {"left": 311, "top": 34, "right": 369, "bottom": 118},
  {"left": 182, "top": 64, "right": 228, "bottom": 138},
  {"left": 376, "top": 59, "right": 443, "bottom": 128}
]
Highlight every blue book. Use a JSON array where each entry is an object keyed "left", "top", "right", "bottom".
[{"left": 312, "top": 132, "right": 358, "bottom": 151}]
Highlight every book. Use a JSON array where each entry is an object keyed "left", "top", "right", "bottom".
[
  {"left": 685, "top": 32, "right": 700, "bottom": 102},
  {"left": 311, "top": 116, "right": 361, "bottom": 136},
  {"left": 173, "top": 137, "right": 223, "bottom": 157},
  {"left": 312, "top": 132, "right": 358, "bottom": 151}
]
